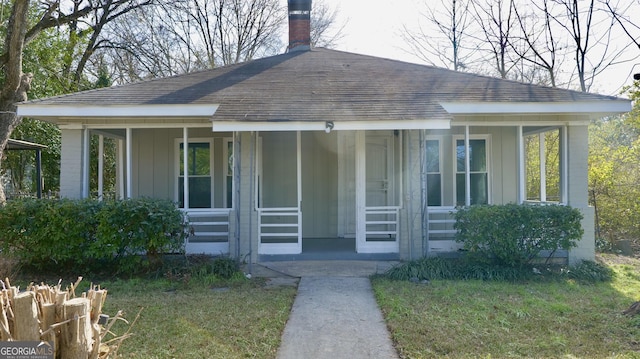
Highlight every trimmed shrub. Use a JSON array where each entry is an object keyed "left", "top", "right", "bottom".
[
  {"left": 0, "top": 198, "right": 102, "bottom": 272},
  {"left": 454, "top": 203, "right": 583, "bottom": 267},
  {"left": 0, "top": 198, "right": 187, "bottom": 275},
  {"left": 95, "top": 198, "right": 187, "bottom": 272}
]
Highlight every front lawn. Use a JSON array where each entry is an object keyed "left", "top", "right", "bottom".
[
  {"left": 102, "top": 277, "right": 296, "bottom": 358},
  {"left": 373, "top": 254, "right": 640, "bottom": 358}
]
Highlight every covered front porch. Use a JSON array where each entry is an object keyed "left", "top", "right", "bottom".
[
  {"left": 253, "top": 130, "right": 403, "bottom": 260},
  {"left": 63, "top": 114, "right": 593, "bottom": 263}
]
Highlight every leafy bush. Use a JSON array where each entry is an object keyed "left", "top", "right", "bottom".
[
  {"left": 95, "top": 198, "right": 186, "bottom": 272},
  {"left": 454, "top": 204, "right": 583, "bottom": 267},
  {"left": 0, "top": 198, "right": 101, "bottom": 272},
  {"left": 0, "top": 198, "right": 186, "bottom": 275}
]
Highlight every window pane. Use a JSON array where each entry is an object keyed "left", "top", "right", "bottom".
[
  {"left": 427, "top": 174, "right": 441, "bottom": 206},
  {"left": 226, "top": 178, "right": 233, "bottom": 208},
  {"left": 180, "top": 143, "right": 210, "bottom": 176},
  {"left": 456, "top": 140, "right": 465, "bottom": 172},
  {"left": 227, "top": 141, "right": 234, "bottom": 176},
  {"left": 179, "top": 177, "right": 211, "bottom": 208},
  {"left": 456, "top": 139, "right": 486, "bottom": 172},
  {"left": 456, "top": 173, "right": 488, "bottom": 205},
  {"left": 425, "top": 140, "right": 440, "bottom": 173},
  {"left": 226, "top": 140, "right": 234, "bottom": 208}
]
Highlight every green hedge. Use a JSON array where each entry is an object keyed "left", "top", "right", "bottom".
[
  {"left": 454, "top": 204, "right": 583, "bottom": 267},
  {"left": 0, "top": 198, "right": 186, "bottom": 274}
]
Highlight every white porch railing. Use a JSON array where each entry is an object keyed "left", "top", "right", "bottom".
[
  {"left": 183, "top": 209, "right": 231, "bottom": 255},
  {"left": 426, "top": 206, "right": 463, "bottom": 253},
  {"left": 365, "top": 206, "right": 400, "bottom": 239},
  {"left": 258, "top": 207, "right": 302, "bottom": 255}
]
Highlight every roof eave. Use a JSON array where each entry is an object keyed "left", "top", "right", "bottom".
[
  {"left": 439, "top": 101, "right": 632, "bottom": 117},
  {"left": 16, "top": 104, "right": 219, "bottom": 121}
]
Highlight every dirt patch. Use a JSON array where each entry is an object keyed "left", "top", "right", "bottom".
[{"left": 264, "top": 277, "right": 300, "bottom": 288}]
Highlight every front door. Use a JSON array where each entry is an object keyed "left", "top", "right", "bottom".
[{"left": 356, "top": 131, "right": 400, "bottom": 253}]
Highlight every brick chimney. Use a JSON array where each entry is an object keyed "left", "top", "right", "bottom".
[{"left": 288, "top": 0, "right": 312, "bottom": 52}]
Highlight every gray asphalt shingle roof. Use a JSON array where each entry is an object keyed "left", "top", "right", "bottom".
[{"left": 23, "top": 48, "right": 625, "bottom": 122}]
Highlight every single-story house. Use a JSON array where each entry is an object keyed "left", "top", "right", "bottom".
[{"left": 17, "top": 0, "right": 631, "bottom": 264}]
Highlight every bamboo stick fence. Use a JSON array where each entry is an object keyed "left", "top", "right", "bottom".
[{"left": 0, "top": 277, "right": 137, "bottom": 359}]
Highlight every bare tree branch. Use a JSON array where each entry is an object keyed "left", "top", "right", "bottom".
[{"left": 401, "top": 0, "right": 478, "bottom": 71}]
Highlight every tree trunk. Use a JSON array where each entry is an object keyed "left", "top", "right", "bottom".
[{"left": 0, "top": 0, "right": 33, "bottom": 204}]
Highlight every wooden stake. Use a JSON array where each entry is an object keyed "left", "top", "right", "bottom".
[
  {"left": 90, "top": 290, "right": 106, "bottom": 324},
  {"left": 0, "top": 295, "right": 12, "bottom": 340},
  {"left": 61, "top": 298, "right": 92, "bottom": 359},
  {"left": 40, "top": 303, "right": 57, "bottom": 356},
  {"left": 13, "top": 292, "right": 39, "bottom": 341}
]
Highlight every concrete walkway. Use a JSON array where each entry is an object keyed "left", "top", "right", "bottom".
[{"left": 259, "top": 261, "right": 399, "bottom": 359}]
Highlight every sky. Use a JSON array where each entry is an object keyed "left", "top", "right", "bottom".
[{"left": 299, "top": 0, "right": 639, "bottom": 97}]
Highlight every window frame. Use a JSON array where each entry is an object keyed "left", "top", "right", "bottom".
[
  {"left": 175, "top": 138, "right": 215, "bottom": 209},
  {"left": 425, "top": 136, "right": 443, "bottom": 207},
  {"left": 452, "top": 134, "right": 492, "bottom": 206},
  {"left": 523, "top": 126, "right": 564, "bottom": 204},
  {"left": 223, "top": 137, "right": 234, "bottom": 209}
]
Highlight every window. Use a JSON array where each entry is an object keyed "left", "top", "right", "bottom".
[
  {"left": 425, "top": 139, "right": 442, "bottom": 206},
  {"left": 178, "top": 141, "right": 212, "bottom": 208},
  {"left": 524, "top": 128, "right": 561, "bottom": 202},
  {"left": 455, "top": 138, "right": 489, "bottom": 205}
]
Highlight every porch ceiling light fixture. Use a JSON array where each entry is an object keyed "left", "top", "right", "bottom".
[{"left": 325, "top": 121, "right": 334, "bottom": 133}]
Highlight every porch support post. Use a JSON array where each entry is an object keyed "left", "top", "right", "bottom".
[
  {"left": 82, "top": 128, "right": 90, "bottom": 198},
  {"left": 59, "top": 129, "right": 84, "bottom": 199},
  {"left": 126, "top": 128, "right": 132, "bottom": 199},
  {"left": 561, "top": 126, "right": 568, "bottom": 204},
  {"left": 420, "top": 129, "right": 428, "bottom": 254},
  {"left": 35, "top": 149, "right": 42, "bottom": 199},
  {"left": 117, "top": 139, "right": 124, "bottom": 199},
  {"left": 355, "top": 130, "right": 366, "bottom": 251},
  {"left": 517, "top": 125, "right": 525, "bottom": 204},
  {"left": 98, "top": 135, "right": 104, "bottom": 201},
  {"left": 182, "top": 127, "right": 189, "bottom": 209},
  {"left": 233, "top": 131, "right": 241, "bottom": 259},
  {"left": 464, "top": 125, "right": 471, "bottom": 206},
  {"left": 565, "top": 125, "right": 594, "bottom": 264},
  {"left": 296, "top": 131, "right": 302, "bottom": 250},
  {"left": 539, "top": 133, "right": 546, "bottom": 202}
]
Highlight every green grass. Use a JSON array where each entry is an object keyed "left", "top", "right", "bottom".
[
  {"left": 373, "top": 254, "right": 640, "bottom": 358},
  {"left": 101, "top": 276, "right": 296, "bottom": 359}
]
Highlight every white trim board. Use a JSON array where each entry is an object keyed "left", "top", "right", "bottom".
[
  {"left": 440, "top": 101, "right": 631, "bottom": 115},
  {"left": 211, "top": 119, "right": 451, "bottom": 132},
  {"left": 59, "top": 123, "right": 214, "bottom": 130},
  {"left": 17, "top": 104, "right": 219, "bottom": 118}
]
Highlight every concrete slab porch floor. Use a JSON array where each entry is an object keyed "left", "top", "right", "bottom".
[{"left": 245, "top": 261, "right": 400, "bottom": 359}]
